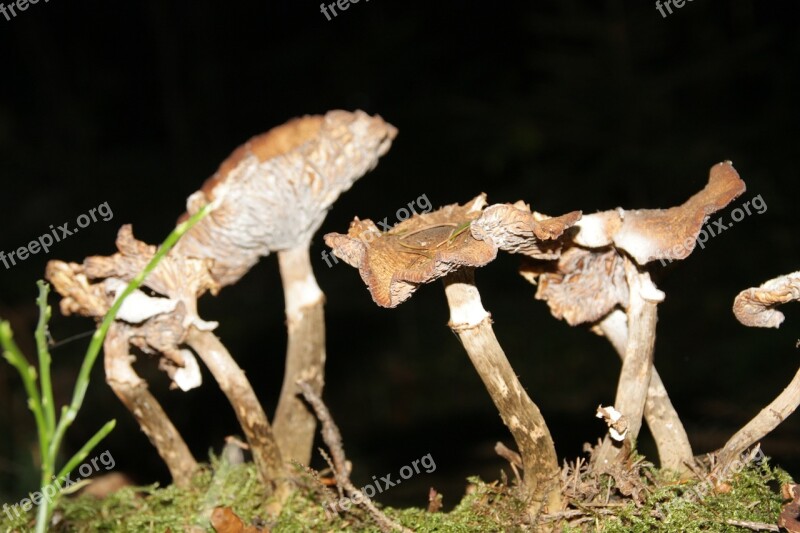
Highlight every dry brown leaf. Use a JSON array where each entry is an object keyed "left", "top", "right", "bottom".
[
  {"left": 780, "top": 483, "right": 800, "bottom": 533},
  {"left": 210, "top": 506, "right": 266, "bottom": 533}
]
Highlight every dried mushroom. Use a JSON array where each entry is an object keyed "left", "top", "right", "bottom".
[
  {"left": 176, "top": 110, "right": 397, "bottom": 465},
  {"left": 715, "top": 270, "right": 800, "bottom": 468},
  {"left": 520, "top": 161, "right": 746, "bottom": 473},
  {"left": 326, "top": 194, "right": 581, "bottom": 513}
]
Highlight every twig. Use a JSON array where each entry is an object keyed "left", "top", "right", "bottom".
[
  {"left": 297, "top": 380, "right": 412, "bottom": 533},
  {"left": 724, "top": 519, "right": 780, "bottom": 532},
  {"left": 495, "top": 441, "right": 522, "bottom": 485},
  {"left": 495, "top": 441, "right": 523, "bottom": 469}
]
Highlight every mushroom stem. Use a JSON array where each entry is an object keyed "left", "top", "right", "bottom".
[
  {"left": 596, "top": 310, "right": 694, "bottom": 474},
  {"left": 594, "top": 260, "right": 661, "bottom": 468},
  {"left": 184, "top": 328, "right": 288, "bottom": 497},
  {"left": 716, "top": 366, "right": 800, "bottom": 467},
  {"left": 273, "top": 244, "right": 326, "bottom": 465},
  {"left": 442, "top": 268, "right": 561, "bottom": 513},
  {"left": 104, "top": 324, "right": 197, "bottom": 487}
]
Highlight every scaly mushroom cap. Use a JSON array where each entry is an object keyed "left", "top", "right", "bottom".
[
  {"left": 177, "top": 110, "right": 398, "bottom": 287},
  {"left": 733, "top": 271, "right": 800, "bottom": 328},
  {"left": 525, "top": 161, "right": 747, "bottom": 323},
  {"left": 44, "top": 226, "right": 218, "bottom": 391},
  {"left": 325, "top": 195, "right": 494, "bottom": 308},
  {"left": 521, "top": 248, "right": 629, "bottom": 326},
  {"left": 84, "top": 225, "right": 219, "bottom": 305},
  {"left": 470, "top": 201, "right": 581, "bottom": 259},
  {"left": 325, "top": 195, "right": 582, "bottom": 308},
  {"left": 574, "top": 161, "right": 746, "bottom": 264}
]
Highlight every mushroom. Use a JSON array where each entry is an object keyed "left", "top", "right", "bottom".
[
  {"left": 46, "top": 256, "right": 199, "bottom": 487},
  {"left": 519, "top": 161, "right": 746, "bottom": 472},
  {"left": 175, "top": 110, "right": 397, "bottom": 465},
  {"left": 714, "top": 270, "right": 800, "bottom": 468},
  {"left": 46, "top": 225, "right": 290, "bottom": 495},
  {"left": 325, "top": 194, "right": 581, "bottom": 512}
]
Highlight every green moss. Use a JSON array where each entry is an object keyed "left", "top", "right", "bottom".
[
  {"left": 600, "top": 457, "right": 792, "bottom": 533},
  {"left": 0, "top": 456, "right": 792, "bottom": 532}
]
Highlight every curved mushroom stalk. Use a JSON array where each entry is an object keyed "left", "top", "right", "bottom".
[
  {"left": 273, "top": 245, "right": 326, "bottom": 464},
  {"left": 593, "top": 310, "right": 694, "bottom": 474},
  {"left": 104, "top": 323, "right": 198, "bottom": 486},
  {"left": 715, "top": 270, "right": 800, "bottom": 468},
  {"left": 184, "top": 327, "right": 289, "bottom": 498},
  {"left": 443, "top": 268, "right": 560, "bottom": 513}
]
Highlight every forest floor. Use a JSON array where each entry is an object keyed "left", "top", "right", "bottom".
[{"left": 1, "top": 443, "right": 794, "bottom": 532}]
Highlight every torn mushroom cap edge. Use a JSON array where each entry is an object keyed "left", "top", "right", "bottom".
[
  {"left": 574, "top": 161, "right": 746, "bottom": 265},
  {"left": 733, "top": 271, "right": 800, "bottom": 328}
]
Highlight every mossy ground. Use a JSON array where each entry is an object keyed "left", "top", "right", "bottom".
[{"left": 0, "top": 452, "right": 792, "bottom": 532}]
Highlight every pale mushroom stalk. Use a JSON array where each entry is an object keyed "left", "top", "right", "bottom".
[
  {"left": 443, "top": 268, "right": 561, "bottom": 513},
  {"left": 717, "top": 368, "right": 800, "bottom": 467},
  {"left": 594, "top": 259, "right": 663, "bottom": 468},
  {"left": 184, "top": 327, "right": 289, "bottom": 497},
  {"left": 104, "top": 323, "right": 197, "bottom": 486},
  {"left": 595, "top": 309, "right": 693, "bottom": 473},
  {"left": 715, "top": 270, "right": 800, "bottom": 467},
  {"left": 272, "top": 244, "right": 326, "bottom": 465}
]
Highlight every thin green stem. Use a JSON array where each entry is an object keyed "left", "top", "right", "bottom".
[
  {"left": 0, "top": 323, "right": 47, "bottom": 452},
  {"left": 35, "top": 282, "right": 56, "bottom": 436},
  {"left": 0, "top": 201, "right": 213, "bottom": 533},
  {"left": 55, "top": 419, "right": 116, "bottom": 483}
]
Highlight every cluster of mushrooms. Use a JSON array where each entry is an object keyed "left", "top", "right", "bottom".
[{"left": 44, "top": 109, "right": 800, "bottom": 515}]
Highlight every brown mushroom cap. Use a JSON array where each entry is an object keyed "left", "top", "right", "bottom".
[
  {"left": 84, "top": 225, "right": 219, "bottom": 303},
  {"left": 574, "top": 161, "right": 746, "bottom": 265},
  {"left": 470, "top": 201, "right": 581, "bottom": 260},
  {"left": 324, "top": 195, "right": 495, "bottom": 308},
  {"left": 177, "top": 110, "right": 398, "bottom": 287},
  {"left": 521, "top": 248, "right": 630, "bottom": 326},
  {"left": 325, "top": 195, "right": 582, "bottom": 308},
  {"left": 733, "top": 271, "right": 800, "bottom": 328},
  {"left": 45, "top": 226, "right": 218, "bottom": 391},
  {"left": 527, "top": 161, "right": 746, "bottom": 324}
]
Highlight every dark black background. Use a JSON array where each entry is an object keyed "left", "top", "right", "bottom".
[{"left": 0, "top": 0, "right": 798, "bottom": 509}]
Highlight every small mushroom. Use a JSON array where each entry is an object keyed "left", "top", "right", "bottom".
[
  {"left": 46, "top": 256, "right": 199, "bottom": 486},
  {"left": 46, "top": 226, "right": 289, "bottom": 494},
  {"left": 176, "top": 110, "right": 397, "bottom": 465},
  {"left": 715, "top": 270, "right": 800, "bottom": 468},
  {"left": 325, "top": 194, "right": 580, "bottom": 512},
  {"left": 520, "top": 161, "right": 746, "bottom": 472}
]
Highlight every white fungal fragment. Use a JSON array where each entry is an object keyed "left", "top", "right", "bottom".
[
  {"left": 596, "top": 405, "right": 629, "bottom": 441},
  {"left": 105, "top": 278, "right": 178, "bottom": 324}
]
